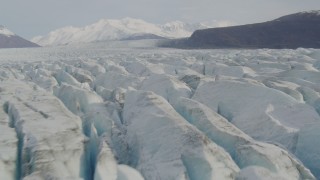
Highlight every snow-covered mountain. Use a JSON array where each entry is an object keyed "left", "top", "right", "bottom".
[
  {"left": 0, "top": 25, "right": 40, "bottom": 48},
  {"left": 31, "top": 18, "right": 229, "bottom": 46}
]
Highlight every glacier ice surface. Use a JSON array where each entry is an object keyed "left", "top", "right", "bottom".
[{"left": 0, "top": 42, "right": 319, "bottom": 179}]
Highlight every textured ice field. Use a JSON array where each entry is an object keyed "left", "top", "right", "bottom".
[{"left": 0, "top": 41, "right": 320, "bottom": 180}]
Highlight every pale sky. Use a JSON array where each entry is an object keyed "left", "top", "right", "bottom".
[{"left": 1, "top": 0, "right": 319, "bottom": 39}]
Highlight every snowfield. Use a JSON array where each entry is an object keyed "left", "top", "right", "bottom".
[{"left": 0, "top": 41, "right": 319, "bottom": 180}]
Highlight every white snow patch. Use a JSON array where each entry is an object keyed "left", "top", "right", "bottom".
[{"left": 0, "top": 26, "right": 15, "bottom": 37}]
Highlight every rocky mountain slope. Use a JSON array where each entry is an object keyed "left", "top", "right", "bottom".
[
  {"left": 163, "top": 10, "right": 320, "bottom": 49},
  {"left": 0, "top": 26, "right": 40, "bottom": 48}
]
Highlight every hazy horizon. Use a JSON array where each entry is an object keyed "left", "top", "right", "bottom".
[{"left": 1, "top": 0, "right": 320, "bottom": 39}]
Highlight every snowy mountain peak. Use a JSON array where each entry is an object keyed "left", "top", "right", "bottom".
[
  {"left": 96, "top": 17, "right": 152, "bottom": 27},
  {"left": 0, "top": 25, "right": 15, "bottom": 37},
  {"left": 31, "top": 18, "right": 221, "bottom": 46},
  {"left": 300, "top": 10, "right": 320, "bottom": 16}
]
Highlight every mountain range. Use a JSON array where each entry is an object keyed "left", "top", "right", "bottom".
[
  {"left": 0, "top": 26, "right": 40, "bottom": 48},
  {"left": 4, "top": 10, "right": 320, "bottom": 49},
  {"left": 31, "top": 18, "right": 231, "bottom": 46}
]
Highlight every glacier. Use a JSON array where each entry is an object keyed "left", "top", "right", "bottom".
[{"left": 0, "top": 41, "right": 319, "bottom": 179}]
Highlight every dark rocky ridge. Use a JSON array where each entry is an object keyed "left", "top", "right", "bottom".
[
  {"left": 0, "top": 35, "right": 40, "bottom": 48},
  {"left": 161, "top": 11, "right": 320, "bottom": 49}
]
